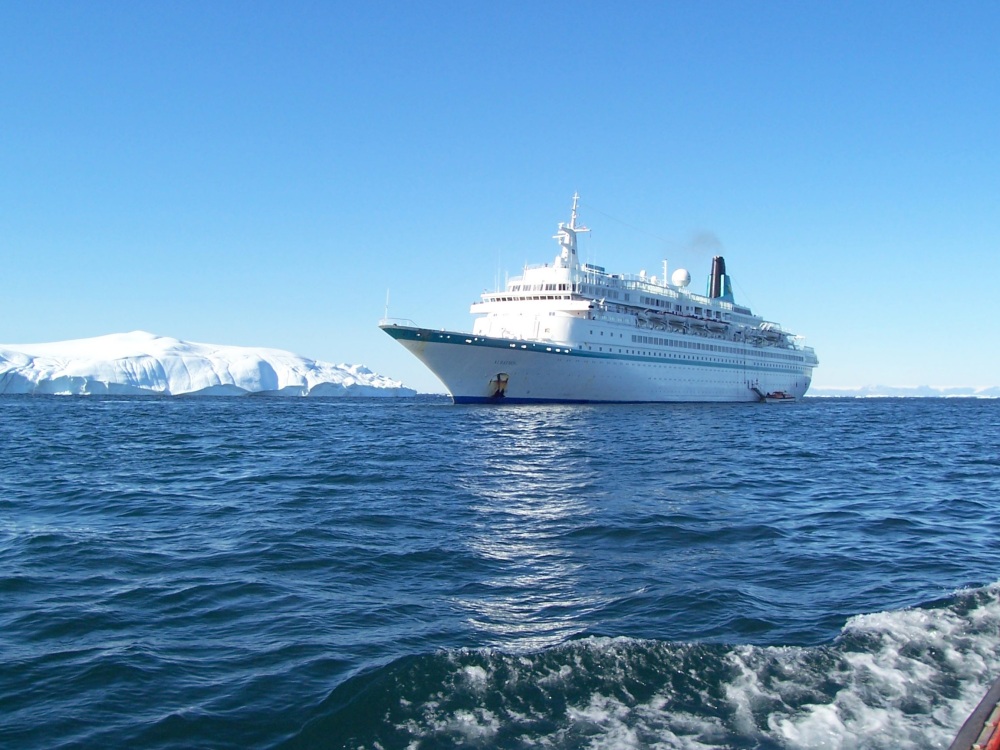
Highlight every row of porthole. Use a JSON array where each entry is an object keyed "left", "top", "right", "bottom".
[
  {"left": 445, "top": 335, "right": 571, "bottom": 355},
  {"left": 632, "top": 335, "right": 801, "bottom": 362},
  {"left": 585, "top": 348, "right": 802, "bottom": 371},
  {"left": 597, "top": 328, "right": 804, "bottom": 363}
]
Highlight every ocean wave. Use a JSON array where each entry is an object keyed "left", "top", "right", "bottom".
[{"left": 283, "top": 583, "right": 1000, "bottom": 750}]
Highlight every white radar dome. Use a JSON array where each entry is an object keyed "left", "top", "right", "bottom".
[{"left": 671, "top": 268, "right": 691, "bottom": 288}]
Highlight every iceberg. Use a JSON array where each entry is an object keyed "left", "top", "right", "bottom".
[
  {"left": 808, "top": 384, "right": 1000, "bottom": 398},
  {"left": 0, "top": 331, "right": 416, "bottom": 397}
]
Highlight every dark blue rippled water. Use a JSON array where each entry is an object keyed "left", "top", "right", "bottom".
[{"left": 1, "top": 396, "right": 998, "bottom": 749}]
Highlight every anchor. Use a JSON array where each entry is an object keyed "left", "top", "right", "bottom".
[{"left": 488, "top": 373, "right": 509, "bottom": 399}]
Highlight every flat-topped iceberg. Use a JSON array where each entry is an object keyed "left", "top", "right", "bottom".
[{"left": 0, "top": 331, "right": 416, "bottom": 397}]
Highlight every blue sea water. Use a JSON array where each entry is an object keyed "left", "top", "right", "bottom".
[{"left": 1, "top": 396, "right": 998, "bottom": 749}]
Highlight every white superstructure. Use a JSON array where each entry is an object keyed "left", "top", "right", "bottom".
[{"left": 381, "top": 195, "right": 818, "bottom": 403}]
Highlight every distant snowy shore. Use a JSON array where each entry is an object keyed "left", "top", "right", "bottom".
[
  {"left": 809, "top": 385, "right": 1000, "bottom": 398},
  {"left": 0, "top": 331, "right": 416, "bottom": 397}
]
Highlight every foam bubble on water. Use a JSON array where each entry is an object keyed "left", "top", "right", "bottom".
[
  {"left": 560, "top": 690, "right": 729, "bottom": 750},
  {"left": 462, "top": 664, "right": 488, "bottom": 689},
  {"left": 566, "top": 693, "right": 636, "bottom": 741},
  {"left": 401, "top": 705, "right": 500, "bottom": 743},
  {"left": 536, "top": 663, "right": 574, "bottom": 686},
  {"left": 447, "top": 708, "right": 501, "bottom": 740},
  {"left": 762, "top": 583, "right": 1000, "bottom": 749}
]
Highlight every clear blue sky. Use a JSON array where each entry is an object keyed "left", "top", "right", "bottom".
[{"left": 3, "top": 1, "right": 998, "bottom": 393}]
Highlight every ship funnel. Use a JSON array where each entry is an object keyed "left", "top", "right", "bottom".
[{"left": 708, "top": 256, "right": 734, "bottom": 300}]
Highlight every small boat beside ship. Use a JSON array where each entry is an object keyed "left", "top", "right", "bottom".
[
  {"left": 750, "top": 386, "right": 797, "bottom": 403},
  {"left": 381, "top": 195, "right": 818, "bottom": 403},
  {"left": 764, "top": 392, "right": 797, "bottom": 403}
]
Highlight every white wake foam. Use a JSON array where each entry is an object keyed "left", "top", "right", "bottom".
[{"left": 393, "top": 583, "right": 1000, "bottom": 749}]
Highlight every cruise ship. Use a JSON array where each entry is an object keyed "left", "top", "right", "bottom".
[{"left": 380, "top": 196, "right": 818, "bottom": 403}]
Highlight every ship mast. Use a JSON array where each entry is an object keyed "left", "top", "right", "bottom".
[{"left": 554, "top": 192, "right": 590, "bottom": 272}]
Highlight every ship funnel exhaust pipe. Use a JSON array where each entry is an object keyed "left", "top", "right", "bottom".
[{"left": 709, "top": 256, "right": 727, "bottom": 298}]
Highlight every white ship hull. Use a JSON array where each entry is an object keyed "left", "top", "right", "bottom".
[{"left": 383, "top": 324, "right": 813, "bottom": 404}]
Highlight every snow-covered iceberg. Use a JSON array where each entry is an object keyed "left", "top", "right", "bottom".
[
  {"left": 808, "top": 384, "right": 1000, "bottom": 398},
  {"left": 0, "top": 331, "right": 416, "bottom": 397}
]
